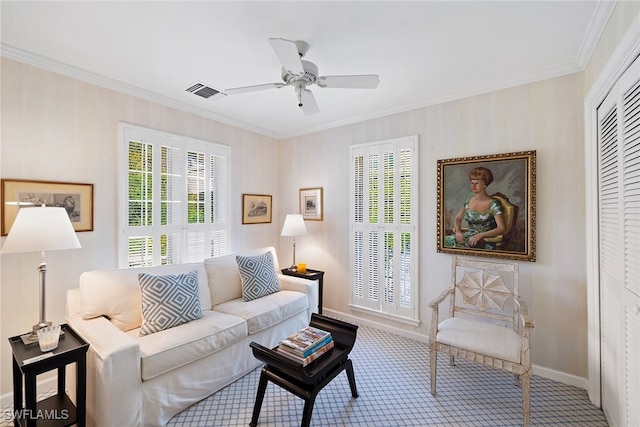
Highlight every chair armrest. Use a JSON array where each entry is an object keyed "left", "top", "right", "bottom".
[
  {"left": 515, "top": 295, "right": 534, "bottom": 329},
  {"left": 66, "top": 310, "right": 142, "bottom": 427},
  {"left": 428, "top": 287, "right": 454, "bottom": 308},
  {"left": 428, "top": 287, "right": 455, "bottom": 343}
]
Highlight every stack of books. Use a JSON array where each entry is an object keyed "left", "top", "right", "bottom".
[{"left": 277, "top": 325, "right": 334, "bottom": 366}]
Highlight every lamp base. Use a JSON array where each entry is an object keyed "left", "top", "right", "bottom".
[
  {"left": 20, "top": 332, "right": 40, "bottom": 347},
  {"left": 20, "top": 324, "right": 65, "bottom": 347},
  {"left": 20, "top": 321, "right": 53, "bottom": 347},
  {"left": 33, "top": 320, "right": 52, "bottom": 335}
]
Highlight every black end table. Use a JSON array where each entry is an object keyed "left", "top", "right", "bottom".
[
  {"left": 9, "top": 324, "right": 89, "bottom": 427},
  {"left": 249, "top": 314, "right": 358, "bottom": 427},
  {"left": 281, "top": 268, "right": 324, "bottom": 314}
]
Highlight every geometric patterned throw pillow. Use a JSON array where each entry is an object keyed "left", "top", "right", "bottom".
[
  {"left": 236, "top": 251, "right": 281, "bottom": 302},
  {"left": 138, "top": 270, "right": 203, "bottom": 336}
]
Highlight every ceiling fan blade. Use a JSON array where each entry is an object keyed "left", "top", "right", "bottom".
[
  {"left": 316, "top": 74, "right": 380, "bottom": 89},
  {"left": 268, "top": 38, "right": 305, "bottom": 76},
  {"left": 300, "top": 89, "right": 320, "bottom": 115},
  {"left": 225, "top": 82, "right": 285, "bottom": 95}
]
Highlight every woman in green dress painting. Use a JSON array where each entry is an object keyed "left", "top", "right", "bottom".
[{"left": 454, "top": 167, "right": 506, "bottom": 249}]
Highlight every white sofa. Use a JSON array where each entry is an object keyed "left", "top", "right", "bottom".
[{"left": 65, "top": 247, "right": 318, "bottom": 427}]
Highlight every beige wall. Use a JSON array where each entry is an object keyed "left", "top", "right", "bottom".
[
  {"left": 0, "top": 62, "right": 588, "bottom": 399},
  {"left": 279, "top": 73, "right": 587, "bottom": 379},
  {"left": 0, "top": 58, "right": 282, "bottom": 398},
  {"left": 2, "top": 1, "right": 638, "bottom": 401}
]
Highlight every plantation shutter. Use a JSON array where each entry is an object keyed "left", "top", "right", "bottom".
[
  {"left": 120, "top": 125, "right": 230, "bottom": 267},
  {"left": 597, "top": 54, "right": 640, "bottom": 427},
  {"left": 210, "top": 153, "right": 229, "bottom": 257},
  {"left": 350, "top": 136, "right": 419, "bottom": 323},
  {"left": 126, "top": 136, "right": 154, "bottom": 267}
]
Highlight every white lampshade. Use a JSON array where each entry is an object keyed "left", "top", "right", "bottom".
[
  {"left": 281, "top": 214, "right": 307, "bottom": 237},
  {"left": 2, "top": 207, "right": 81, "bottom": 253}
]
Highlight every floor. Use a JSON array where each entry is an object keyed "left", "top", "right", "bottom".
[{"left": 167, "top": 325, "right": 609, "bottom": 426}]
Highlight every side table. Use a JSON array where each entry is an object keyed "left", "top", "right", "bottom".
[
  {"left": 8, "top": 323, "right": 89, "bottom": 427},
  {"left": 249, "top": 313, "right": 358, "bottom": 427},
  {"left": 281, "top": 268, "right": 324, "bottom": 314}
]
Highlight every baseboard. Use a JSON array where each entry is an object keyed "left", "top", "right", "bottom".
[
  {"left": 530, "top": 365, "right": 589, "bottom": 390},
  {"left": 323, "top": 308, "right": 589, "bottom": 391},
  {"left": 323, "top": 308, "right": 428, "bottom": 343}
]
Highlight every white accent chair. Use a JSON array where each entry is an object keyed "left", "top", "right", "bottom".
[{"left": 428, "top": 257, "right": 534, "bottom": 426}]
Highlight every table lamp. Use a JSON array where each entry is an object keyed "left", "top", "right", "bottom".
[
  {"left": 281, "top": 214, "right": 307, "bottom": 270},
  {"left": 1, "top": 206, "right": 81, "bottom": 345}
]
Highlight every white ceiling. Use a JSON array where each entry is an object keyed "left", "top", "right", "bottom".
[{"left": 1, "top": 1, "right": 613, "bottom": 139}]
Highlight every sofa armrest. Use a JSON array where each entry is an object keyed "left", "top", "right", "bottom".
[
  {"left": 66, "top": 289, "right": 142, "bottom": 427},
  {"left": 278, "top": 274, "right": 319, "bottom": 320}
]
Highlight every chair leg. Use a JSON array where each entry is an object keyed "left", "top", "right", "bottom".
[
  {"left": 449, "top": 355, "right": 455, "bottom": 366},
  {"left": 429, "top": 350, "right": 437, "bottom": 395},
  {"left": 521, "top": 371, "right": 531, "bottom": 427},
  {"left": 514, "top": 373, "right": 521, "bottom": 387}
]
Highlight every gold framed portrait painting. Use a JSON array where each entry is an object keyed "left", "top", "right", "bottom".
[{"left": 437, "top": 151, "right": 536, "bottom": 262}]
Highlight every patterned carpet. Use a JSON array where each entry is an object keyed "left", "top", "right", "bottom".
[{"left": 167, "top": 324, "right": 608, "bottom": 426}]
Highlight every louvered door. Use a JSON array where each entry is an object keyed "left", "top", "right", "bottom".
[{"left": 596, "top": 54, "right": 640, "bottom": 427}]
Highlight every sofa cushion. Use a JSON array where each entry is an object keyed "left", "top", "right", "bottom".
[
  {"left": 204, "top": 247, "right": 281, "bottom": 306},
  {"left": 236, "top": 251, "right": 280, "bottom": 301},
  {"left": 214, "top": 290, "right": 308, "bottom": 334},
  {"left": 128, "top": 310, "right": 247, "bottom": 381},
  {"left": 204, "top": 254, "right": 243, "bottom": 306},
  {"left": 80, "top": 263, "right": 210, "bottom": 332},
  {"left": 138, "top": 270, "right": 203, "bottom": 336}
]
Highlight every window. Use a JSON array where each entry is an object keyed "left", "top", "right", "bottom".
[
  {"left": 350, "top": 135, "right": 419, "bottom": 325},
  {"left": 119, "top": 124, "right": 230, "bottom": 267}
]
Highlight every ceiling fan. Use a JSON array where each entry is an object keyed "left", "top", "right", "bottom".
[{"left": 225, "top": 38, "right": 380, "bottom": 115}]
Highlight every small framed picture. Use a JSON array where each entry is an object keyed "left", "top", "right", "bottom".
[
  {"left": 299, "top": 187, "right": 323, "bottom": 221},
  {"left": 242, "top": 194, "right": 272, "bottom": 224},
  {"left": 1, "top": 179, "right": 94, "bottom": 236}
]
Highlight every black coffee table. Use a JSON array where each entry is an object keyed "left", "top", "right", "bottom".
[{"left": 249, "top": 314, "right": 358, "bottom": 427}]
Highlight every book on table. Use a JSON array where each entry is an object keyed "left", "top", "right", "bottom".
[
  {"left": 276, "top": 339, "right": 335, "bottom": 366},
  {"left": 280, "top": 325, "right": 332, "bottom": 357}
]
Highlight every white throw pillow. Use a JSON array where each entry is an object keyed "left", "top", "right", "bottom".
[
  {"left": 236, "top": 251, "right": 280, "bottom": 301},
  {"left": 138, "top": 270, "right": 203, "bottom": 336}
]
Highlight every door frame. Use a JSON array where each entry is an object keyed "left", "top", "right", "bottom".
[{"left": 584, "top": 14, "right": 640, "bottom": 407}]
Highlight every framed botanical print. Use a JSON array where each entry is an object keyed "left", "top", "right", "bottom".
[
  {"left": 1, "top": 179, "right": 94, "bottom": 236},
  {"left": 299, "top": 187, "right": 323, "bottom": 221},
  {"left": 242, "top": 194, "right": 272, "bottom": 224}
]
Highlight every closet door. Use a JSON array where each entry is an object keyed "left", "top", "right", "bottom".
[{"left": 597, "top": 54, "right": 640, "bottom": 427}]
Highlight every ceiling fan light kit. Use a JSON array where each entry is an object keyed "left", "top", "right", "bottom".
[{"left": 225, "top": 38, "right": 380, "bottom": 115}]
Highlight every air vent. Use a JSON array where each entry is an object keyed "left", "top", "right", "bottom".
[{"left": 185, "top": 82, "right": 227, "bottom": 99}]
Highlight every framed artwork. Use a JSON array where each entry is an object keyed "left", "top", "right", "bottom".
[
  {"left": 299, "top": 187, "right": 323, "bottom": 221},
  {"left": 1, "top": 179, "right": 94, "bottom": 236},
  {"left": 242, "top": 194, "right": 272, "bottom": 224},
  {"left": 437, "top": 151, "right": 536, "bottom": 262}
]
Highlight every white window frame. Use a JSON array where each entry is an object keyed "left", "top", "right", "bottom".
[
  {"left": 118, "top": 123, "right": 230, "bottom": 267},
  {"left": 349, "top": 135, "right": 419, "bottom": 326}
]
